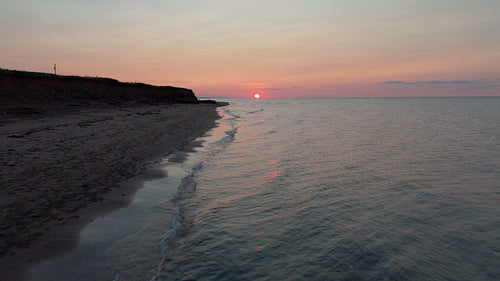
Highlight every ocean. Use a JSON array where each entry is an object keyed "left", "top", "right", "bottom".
[{"left": 32, "top": 97, "right": 500, "bottom": 281}]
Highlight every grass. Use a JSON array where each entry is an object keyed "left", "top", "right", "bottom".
[
  {"left": 0, "top": 68, "right": 119, "bottom": 84},
  {"left": 0, "top": 68, "right": 196, "bottom": 103}
]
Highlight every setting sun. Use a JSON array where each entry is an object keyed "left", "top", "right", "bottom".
[{"left": 253, "top": 93, "right": 261, "bottom": 99}]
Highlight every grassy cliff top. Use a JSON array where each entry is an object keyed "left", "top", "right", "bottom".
[{"left": 0, "top": 68, "right": 199, "bottom": 103}]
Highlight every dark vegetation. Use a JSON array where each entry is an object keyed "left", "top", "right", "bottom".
[{"left": 0, "top": 68, "right": 199, "bottom": 103}]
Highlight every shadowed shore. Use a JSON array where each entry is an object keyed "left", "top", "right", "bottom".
[{"left": 0, "top": 69, "right": 227, "bottom": 280}]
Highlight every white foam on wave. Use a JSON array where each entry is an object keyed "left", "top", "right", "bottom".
[
  {"left": 209, "top": 125, "right": 237, "bottom": 147},
  {"left": 150, "top": 161, "right": 204, "bottom": 281},
  {"left": 222, "top": 128, "right": 237, "bottom": 142},
  {"left": 158, "top": 207, "right": 181, "bottom": 260},
  {"left": 220, "top": 105, "right": 238, "bottom": 119},
  {"left": 204, "top": 106, "right": 238, "bottom": 148},
  {"left": 171, "top": 162, "right": 202, "bottom": 202},
  {"left": 150, "top": 105, "right": 242, "bottom": 280},
  {"left": 247, "top": 108, "right": 264, "bottom": 114}
]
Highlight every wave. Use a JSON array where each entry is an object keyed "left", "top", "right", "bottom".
[
  {"left": 150, "top": 207, "right": 182, "bottom": 281},
  {"left": 247, "top": 109, "right": 264, "bottom": 114},
  {"left": 172, "top": 162, "right": 202, "bottom": 202},
  {"left": 151, "top": 161, "right": 203, "bottom": 281},
  {"left": 222, "top": 128, "right": 237, "bottom": 142},
  {"left": 219, "top": 105, "right": 240, "bottom": 119},
  {"left": 150, "top": 104, "right": 242, "bottom": 280},
  {"left": 158, "top": 207, "right": 181, "bottom": 259}
]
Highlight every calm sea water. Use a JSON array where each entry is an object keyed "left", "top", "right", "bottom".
[{"left": 33, "top": 98, "right": 500, "bottom": 281}]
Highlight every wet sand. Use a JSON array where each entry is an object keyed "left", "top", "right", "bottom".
[{"left": 0, "top": 101, "right": 226, "bottom": 280}]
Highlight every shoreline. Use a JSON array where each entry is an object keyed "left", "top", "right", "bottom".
[{"left": 0, "top": 100, "right": 228, "bottom": 280}]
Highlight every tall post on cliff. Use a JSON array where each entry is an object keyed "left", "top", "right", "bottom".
[{"left": 54, "top": 64, "right": 57, "bottom": 75}]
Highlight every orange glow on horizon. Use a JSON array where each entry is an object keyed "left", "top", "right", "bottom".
[{"left": 2, "top": 1, "right": 498, "bottom": 98}]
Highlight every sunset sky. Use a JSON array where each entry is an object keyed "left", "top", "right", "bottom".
[{"left": 2, "top": 0, "right": 500, "bottom": 98}]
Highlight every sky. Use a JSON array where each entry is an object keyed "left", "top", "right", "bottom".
[{"left": 2, "top": 0, "right": 500, "bottom": 98}]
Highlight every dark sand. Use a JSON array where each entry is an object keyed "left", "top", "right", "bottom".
[{"left": 0, "top": 101, "right": 226, "bottom": 280}]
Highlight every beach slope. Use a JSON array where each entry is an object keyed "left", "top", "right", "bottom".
[
  {"left": 0, "top": 101, "right": 226, "bottom": 279},
  {"left": 0, "top": 69, "right": 227, "bottom": 279}
]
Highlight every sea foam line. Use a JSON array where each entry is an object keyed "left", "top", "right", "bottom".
[
  {"left": 150, "top": 204, "right": 183, "bottom": 281},
  {"left": 159, "top": 207, "right": 181, "bottom": 260},
  {"left": 151, "top": 108, "right": 239, "bottom": 280},
  {"left": 171, "top": 162, "right": 202, "bottom": 202},
  {"left": 151, "top": 161, "right": 203, "bottom": 281}
]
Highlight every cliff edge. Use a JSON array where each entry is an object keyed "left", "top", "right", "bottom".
[{"left": 0, "top": 68, "right": 199, "bottom": 103}]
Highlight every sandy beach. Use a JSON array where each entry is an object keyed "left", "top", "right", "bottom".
[{"left": 0, "top": 101, "right": 226, "bottom": 279}]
